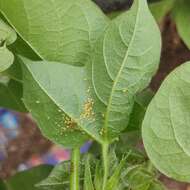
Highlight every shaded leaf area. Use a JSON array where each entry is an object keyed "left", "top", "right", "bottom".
[
  {"left": 0, "top": 46, "right": 14, "bottom": 72},
  {"left": 1, "top": 165, "right": 53, "bottom": 190},
  {"left": 1, "top": 56, "right": 23, "bottom": 82},
  {"left": 37, "top": 162, "right": 70, "bottom": 190},
  {"left": 93, "top": 0, "right": 161, "bottom": 140},
  {"left": 0, "top": 0, "right": 108, "bottom": 66},
  {"left": 143, "top": 62, "right": 190, "bottom": 182},
  {"left": 127, "top": 89, "right": 154, "bottom": 131},
  {"left": 0, "top": 79, "right": 26, "bottom": 112},
  {"left": 173, "top": 0, "right": 190, "bottom": 49}
]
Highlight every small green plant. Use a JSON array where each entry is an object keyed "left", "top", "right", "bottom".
[{"left": 1, "top": 0, "right": 189, "bottom": 189}]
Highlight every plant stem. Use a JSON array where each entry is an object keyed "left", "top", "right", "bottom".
[
  {"left": 102, "top": 142, "right": 109, "bottom": 190},
  {"left": 70, "top": 148, "right": 80, "bottom": 190}
]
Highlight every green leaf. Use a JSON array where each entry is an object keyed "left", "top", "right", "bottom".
[
  {"left": 21, "top": 56, "right": 104, "bottom": 147},
  {"left": 149, "top": 0, "right": 175, "bottom": 22},
  {"left": 2, "top": 56, "right": 23, "bottom": 82},
  {"left": 6, "top": 165, "right": 53, "bottom": 190},
  {"left": 0, "top": 79, "right": 26, "bottom": 112},
  {"left": 37, "top": 162, "right": 70, "bottom": 190},
  {"left": 142, "top": 62, "right": 190, "bottom": 182},
  {"left": 94, "top": 161, "right": 103, "bottom": 190},
  {"left": 0, "top": 45, "right": 14, "bottom": 72},
  {"left": 0, "top": 18, "right": 16, "bottom": 72},
  {"left": 127, "top": 89, "right": 154, "bottom": 131},
  {"left": 0, "top": 18, "right": 16, "bottom": 45},
  {"left": 0, "top": 0, "right": 108, "bottom": 66},
  {"left": 173, "top": 0, "right": 190, "bottom": 49},
  {"left": 106, "top": 156, "right": 127, "bottom": 190},
  {"left": 92, "top": 0, "right": 161, "bottom": 140},
  {"left": 84, "top": 155, "right": 94, "bottom": 190},
  {"left": 122, "top": 165, "right": 153, "bottom": 190},
  {"left": 10, "top": 36, "right": 40, "bottom": 61}
]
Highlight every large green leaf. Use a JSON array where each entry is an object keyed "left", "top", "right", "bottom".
[
  {"left": 92, "top": 0, "right": 161, "bottom": 140},
  {"left": 0, "top": 0, "right": 108, "bottom": 66},
  {"left": 0, "top": 79, "right": 26, "bottom": 112},
  {"left": 173, "top": 0, "right": 190, "bottom": 49},
  {"left": 21, "top": 57, "right": 104, "bottom": 147},
  {"left": 6, "top": 165, "right": 53, "bottom": 190},
  {"left": 142, "top": 62, "right": 190, "bottom": 182}
]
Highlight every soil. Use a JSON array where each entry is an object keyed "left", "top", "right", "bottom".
[{"left": 1, "top": 1, "right": 190, "bottom": 190}]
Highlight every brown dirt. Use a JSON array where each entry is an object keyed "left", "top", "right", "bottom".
[{"left": 0, "top": 114, "right": 52, "bottom": 179}]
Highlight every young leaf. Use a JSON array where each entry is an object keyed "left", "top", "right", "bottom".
[
  {"left": 0, "top": 79, "right": 26, "bottom": 112},
  {"left": 92, "top": 0, "right": 161, "bottom": 140},
  {"left": 84, "top": 155, "right": 94, "bottom": 190},
  {"left": 0, "top": 18, "right": 17, "bottom": 45},
  {"left": 149, "top": 0, "right": 175, "bottom": 22},
  {"left": 20, "top": 56, "right": 104, "bottom": 148},
  {"left": 6, "top": 165, "right": 53, "bottom": 190},
  {"left": 0, "top": 19, "right": 17, "bottom": 72},
  {"left": 106, "top": 156, "right": 127, "bottom": 190},
  {"left": 173, "top": 0, "right": 190, "bottom": 49},
  {"left": 2, "top": 56, "right": 23, "bottom": 82},
  {"left": 94, "top": 161, "right": 103, "bottom": 190},
  {"left": 0, "top": 45, "right": 14, "bottom": 72},
  {"left": 142, "top": 62, "right": 190, "bottom": 182},
  {"left": 121, "top": 165, "right": 154, "bottom": 190},
  {"left": 37, "top": 161, "right": 70, "bottom": 190},
  {"left": 0, "top": 0, "right": 108, "bottom": 66}
]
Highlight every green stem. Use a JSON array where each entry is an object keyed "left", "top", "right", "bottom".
[
  {"left": 70, "top": 148, "right": 80, "bottom": 190},
  {"left": 102, "top": 142, "right": 109, "bottom": 190}
]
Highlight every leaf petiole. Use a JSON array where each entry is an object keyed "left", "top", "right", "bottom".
[
  {"left": 70, "top": 148, "right": 80, "bottom": 190},
  {"left": 102, "top": 142, "right": 109, "bottom": 190}
]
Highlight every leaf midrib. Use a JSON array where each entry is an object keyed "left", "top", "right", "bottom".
[{"left": 103, "top": 1, "right": 141, "bottom": 139}]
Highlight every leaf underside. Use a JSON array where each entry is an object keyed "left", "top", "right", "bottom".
[
  {"left": 142, "top": 62, "right": 190, "bottom": 182},
  {"left": 92, "top": 0, "right": 161, "bottom": 140}
]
